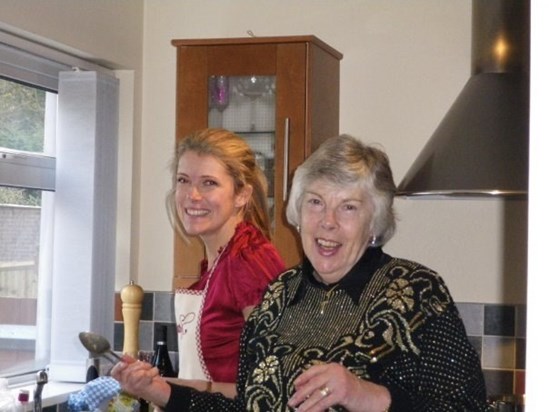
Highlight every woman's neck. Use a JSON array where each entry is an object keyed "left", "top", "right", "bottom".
[{"left": 202, "top": 218, "right": 243, "bottom": 267}]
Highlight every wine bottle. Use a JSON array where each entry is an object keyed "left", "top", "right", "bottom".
[{"left": 151, "top": 325, "right": 175, "bottom": 377}]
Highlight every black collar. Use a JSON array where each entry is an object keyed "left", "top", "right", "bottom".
[{"left": 290, "top": 247, "right": 389, "bottom": 306}]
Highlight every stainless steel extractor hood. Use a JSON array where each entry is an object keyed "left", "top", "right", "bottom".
[{"left": 397, "top": 0, "right": 530, "bottom": 198}]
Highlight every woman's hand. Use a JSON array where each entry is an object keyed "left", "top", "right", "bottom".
[
  {"left": 287, "top": 362, "right": 391, "bottom": 412},
  {"left": 111, "top": 354, "right": 172, "bottom": 407}
]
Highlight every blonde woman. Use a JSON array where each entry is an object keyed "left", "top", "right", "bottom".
[{"left": 165, "top": 128, "right": 285, "bottom": 397}]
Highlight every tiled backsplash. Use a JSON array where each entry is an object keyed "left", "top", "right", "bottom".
[
  {"left": 456, "top": 302, "right": 526, "bottom": 399},
  {"left": 114, "top": 291, "right": 526, "bottom": 399}
]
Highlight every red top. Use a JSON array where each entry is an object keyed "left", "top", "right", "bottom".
[{"left": 190, "top": 221, "right": 285, "bottom": 382}]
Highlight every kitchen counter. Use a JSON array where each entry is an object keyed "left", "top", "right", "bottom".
[{"left": 10, "top": 381, "right": 83, "bottom": 410}]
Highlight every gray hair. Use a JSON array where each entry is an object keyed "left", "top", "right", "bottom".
[{"left": 286, "top": 134, "right": 396, "bottom": 247}]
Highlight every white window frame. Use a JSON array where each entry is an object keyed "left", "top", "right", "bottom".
[
  {"left": 0, "top": 29, "right": 119, "bottom": 383},
  {"left": 0, "top": 148, "right": 55, "bottom": 191}
]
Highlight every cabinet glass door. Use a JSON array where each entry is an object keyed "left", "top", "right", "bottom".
[{"left": 207, "top": 75, "right": 276, "bottom": 224}]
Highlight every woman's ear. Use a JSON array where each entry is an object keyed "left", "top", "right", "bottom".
[{"left": 235, "top": 184, "right": 253, "bottom": 209}]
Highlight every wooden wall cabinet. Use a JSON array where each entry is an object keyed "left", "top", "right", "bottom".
[{"left": 171, "top": 36, "right": 342, "bottom": 288}]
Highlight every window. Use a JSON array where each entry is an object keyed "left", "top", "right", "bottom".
[
  {"left": 0, "top": 31, "right": 119, "bottom": 383},
  {"left": 0, "top": 77, "right": 56, "bottom": 379}
]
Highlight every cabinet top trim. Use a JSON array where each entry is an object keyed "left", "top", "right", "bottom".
[{"left": 171, "top": 35, "right": 343, "bottom": 60}]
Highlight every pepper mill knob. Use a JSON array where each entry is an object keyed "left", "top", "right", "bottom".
[{"left": 120, "top": 280, "right": 144, "bottom": 358}]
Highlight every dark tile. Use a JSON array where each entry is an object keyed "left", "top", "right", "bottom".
[
  {"left": 484, "top": 305, "right": 515, "bottom": 336},
  {"left": 483, "top": 369, "right": 514, "bottom": 398},
  {"left": 515, "top": 304, "right": 527, "bottom": 338},
  {"left": 113, "top": 322, "right": 124, "bottom": 352},
  {"left": 456, "top": 303, "right": 484, "bottom": 336},
  {"left": 140, "top": 292, "right": 154, "bottom": 321},
  {"left": 139, "top": 321, "right": 154, "bottom": 352},
  {"left": 154, "top": 292, "right": 175, "bottom": 322}
]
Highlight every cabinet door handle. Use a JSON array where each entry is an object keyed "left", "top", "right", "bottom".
[{"left": 283, "top": 117, "right": 290, "bottom": 202}]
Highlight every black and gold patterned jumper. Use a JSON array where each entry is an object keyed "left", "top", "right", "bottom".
[{"left": 166, "top": 247, "right": 490, "bottom": 411}]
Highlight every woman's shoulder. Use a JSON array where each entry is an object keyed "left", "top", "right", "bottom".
[
  {"left": 249, "top": 266, "right": 302, "bottom": 321},
  {"left": 261, "top": 265, "right": 303, "bottom": 296},
  {"left": 230, "top": 222, "right": 281, "bottom": 254},
  {"left": 378, "top": 255, "right": 455, "bottom": 313},
  {"left": 224, "top": 222, "right": 284, "bottom": 262},
  {"left": 215, "top": 223, "right": 285, "bottom": 288},
  {"left": 382, "top": 255, "right": 441, "bottom": 281}
]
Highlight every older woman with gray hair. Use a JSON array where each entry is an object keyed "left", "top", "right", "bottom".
[{"left": 112, "top": 134, "right": 489, "bottom": 411}]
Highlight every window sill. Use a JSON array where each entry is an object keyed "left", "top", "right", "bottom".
[{"left": 10, "top": 381, "right": 83, "bottom": 409}]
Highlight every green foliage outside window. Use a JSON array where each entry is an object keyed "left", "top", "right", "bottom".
[
  {"left": 0, "top": 78, "right": 47, "bottom": 206},
  {"left": 0, "top": 187, "right": 41, "bottom": 206}
]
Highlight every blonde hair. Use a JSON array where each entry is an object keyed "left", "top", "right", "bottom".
[
  {"left": 166, "top": 128, "right": 271, "bottom": 242},
  {"left": 286, "top": 134, "right": 396, "bottom": 247}
]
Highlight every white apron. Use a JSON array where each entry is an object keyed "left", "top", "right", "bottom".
[{"left": 174, "top": 247, "right": 226, "bottom": 380}]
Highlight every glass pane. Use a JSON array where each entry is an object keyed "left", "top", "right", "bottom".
[
  {"left": 0, "top": 188, "right": 41, "bottom": 375},
  {"left": 0, "top": 78, "right": 54, "bottom": 379},
  {"left": 0, "top": 78, "right": 48, "bottom": 154},
  {"left": 208, "top": 75, "right": 276, "bottom": 223}
]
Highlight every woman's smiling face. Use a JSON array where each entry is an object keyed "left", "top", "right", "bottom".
[
  {"left": 299, "top": 178, "right": 374, "bottom": 284},
  {"left": 175, "top": 151, "right": 248, "bottom": 244}
]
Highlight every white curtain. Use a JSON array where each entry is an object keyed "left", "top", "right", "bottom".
[{"left": 48, "top": 71, "right": 119, "bottom": 382}]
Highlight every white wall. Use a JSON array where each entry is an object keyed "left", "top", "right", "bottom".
[
  {"left": 138, "top": 0, "right": 527, "bottom": 303},
  {"left": 0, "top": 1, "right": 528, "bottom": 304},
  {"left": 0, "top": 0, "right": 143, "bottom": 70},
  {"left": 0, "top": 0, "right": 145, "bottom": 290}
]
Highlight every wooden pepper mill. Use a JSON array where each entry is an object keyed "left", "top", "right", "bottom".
[{"left": 120, "top": 280, "right": 144, "bottom": 358}]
